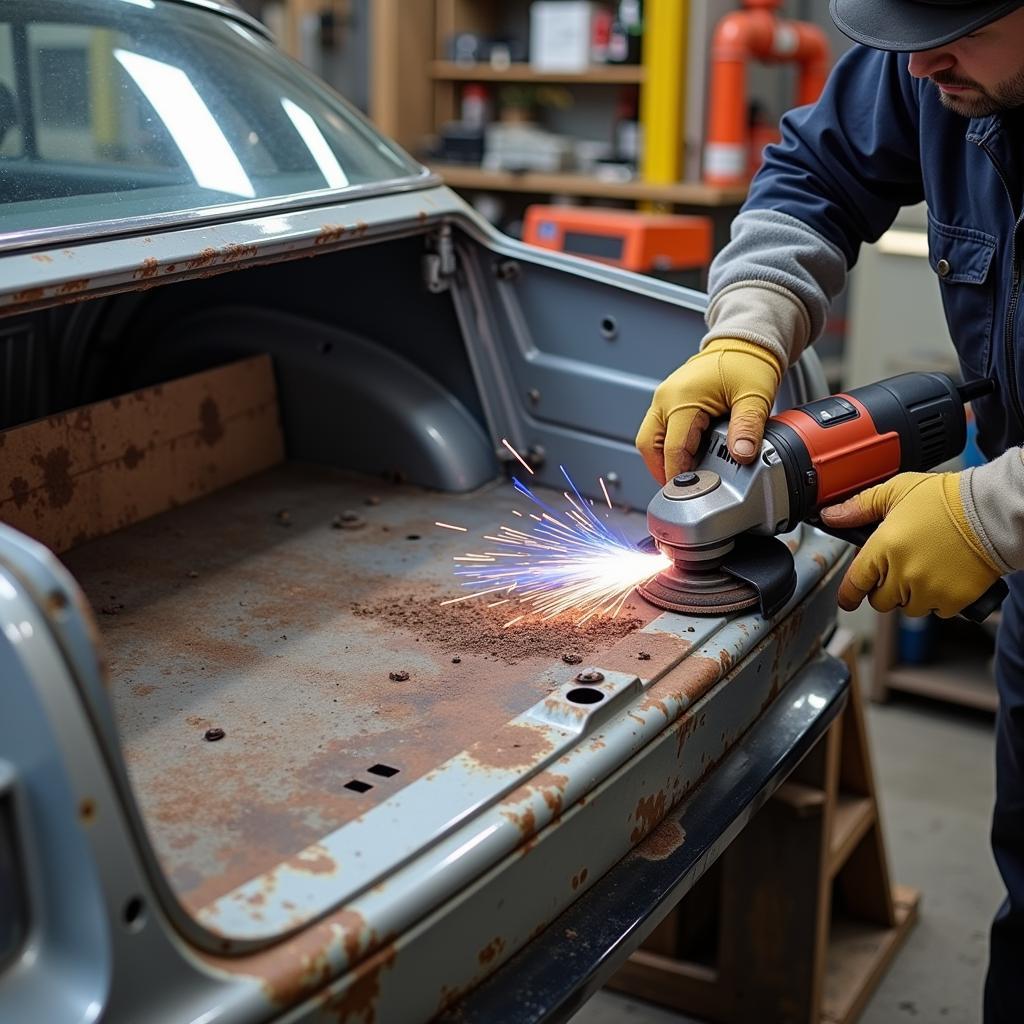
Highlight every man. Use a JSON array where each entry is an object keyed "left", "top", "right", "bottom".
[{"left": 636, "top": 1, "right": 1024, "bottom": 1018}]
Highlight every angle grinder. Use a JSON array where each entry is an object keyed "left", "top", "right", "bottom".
[{"left": 637, "top": 371, "right": 1007, "bottom": 623}]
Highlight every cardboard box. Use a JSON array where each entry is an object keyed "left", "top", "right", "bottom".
[{"left": 530, "top": 1, "right": 596, "bottom": 72}]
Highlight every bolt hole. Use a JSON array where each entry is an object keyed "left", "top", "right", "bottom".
[
  {"left": 368, "top": 764, "right": 400, "bottom": 778},
  {"left": 122, "top": 896, "right": 146, "bottom": 932},
  {"left": 46, "top": 590, "right": 70, "bottom": 613},
  {"left": 319, "top": 341, "right": 333, "bottom": 355},
  {"left": 345, "top": 780, "right": 373, "bottom": 793},
  {"left": 600, "top": 316, "right": 618, "bottom": 340},
  {"left": 566, "top": 687, "right": 605, "bottom": 705},
  {"left": 406, "top": 534, "right": 421, "bottom": 541}
]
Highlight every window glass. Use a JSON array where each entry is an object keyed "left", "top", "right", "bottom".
[{"left": 0, "top": 0, "right": 423, "bottom": 240}]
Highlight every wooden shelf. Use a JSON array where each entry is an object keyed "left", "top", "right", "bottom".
[
  {"left": 428, "top": 162, "right": 747, "bottom": 206},
  {"left": 871, "top": 609, "right": 999, "bottom": 712},
  {"left": 429, "top": 61, "right": 646, "bottom": 84},
  {"left": 829, "top": 795, "right": 875, "bottom": 878},
  {"left": 885, "top": 663, "right": 997, "bottom": 712}
]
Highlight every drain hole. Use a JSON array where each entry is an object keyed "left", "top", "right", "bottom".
[
  {"left": 566, "top": 687, "right": 605, "bottom": 705},
  {"left": 406, "top": 534, "right": 421, "bottom": 541},
  {"left": 345, "top": 780, "right": 373, "bottom": 793},
  {"left": 600, "top": 316, "right": 618, "bottom": 340},
  {"left": 122, "top": 896, "right": 146, "bottom": 931},
  {"left": 368, "top": 764, "right": 400, "bottom": 778}
]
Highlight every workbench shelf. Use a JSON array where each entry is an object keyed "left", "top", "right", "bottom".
[
  {"left": 870, "top": 611, "right": 998, "bottom": 713},
  {"left": 426, "top": 161, "right": 747, "bottom": 205},
  {"left": 609, "top": 630, "right": 919, "bottom": 1024},
  {"left": 429, "top": 60, "right": 646, "bottom": 84}
]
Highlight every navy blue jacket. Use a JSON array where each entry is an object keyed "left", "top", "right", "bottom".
[{"left": 745, "top": 44, "right": 1024, "bottom": 460}]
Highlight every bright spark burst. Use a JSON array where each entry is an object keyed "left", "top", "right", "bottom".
[{"left": 444, "top": 465, "right": 671, "bottom": 625}]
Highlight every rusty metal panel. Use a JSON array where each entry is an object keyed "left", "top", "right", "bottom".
[
  {"left": 197, "top": 532, "right": 848, "bottom": 1022},
  {"left": 60, "top": 466, "right": 662, "bottom": 919},
  {"left": 0, "top": 356, "right": 283, "bottom": 553},
  {"left": 61, "top": 454, "right": 848, "bottom": 957}
]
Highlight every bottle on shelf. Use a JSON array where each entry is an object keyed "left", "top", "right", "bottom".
[
  {"left": 612, "top": 85, "right": 641, "bottom": 168},
  {"left": 608, "top": 0, "right": 642, "bottom": 65}
]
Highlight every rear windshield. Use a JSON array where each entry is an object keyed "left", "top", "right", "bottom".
[{"left": 0, "top": 0, "right": 424, "bottom": 242}]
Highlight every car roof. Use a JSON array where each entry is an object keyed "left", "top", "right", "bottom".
[{"left": 161, "top": 0, "right": 272, "bottom": 39}]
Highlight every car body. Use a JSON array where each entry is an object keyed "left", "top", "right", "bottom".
[{"left": 0, "top": 3, "right": 849, "bottom": 1022}]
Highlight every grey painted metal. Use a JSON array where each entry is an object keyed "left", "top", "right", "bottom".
[
  {"left": 443, "top": 650, "right": 851, "bottom": 1023},
  {"left": 0, "top": 495, "right": 849, "bottom": 1022},
  {"left": 0, "top": 63, "right": 846, "bottom": 1018}
]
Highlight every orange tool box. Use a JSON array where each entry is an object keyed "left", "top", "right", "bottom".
[{"left": 523, "top": 206, "right": 713, "bottom": 274}]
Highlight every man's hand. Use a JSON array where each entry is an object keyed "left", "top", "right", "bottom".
[
  {"left": 819, "top": 471, "right": 1002, "bottom": 618},
  {"left": 635, "top": 338, "right": 783, "bottom": 484}
]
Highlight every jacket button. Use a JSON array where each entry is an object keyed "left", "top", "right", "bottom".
[{"left": 936, "top": 258, "right": 951, "bottom": 277}]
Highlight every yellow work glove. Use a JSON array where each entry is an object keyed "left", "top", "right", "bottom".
[
  {"left": 635, "top": 338, "right": 783, "bottom": 484},
  {"left": 819, "top": 471, "right": 1002, "bottom": 618}
]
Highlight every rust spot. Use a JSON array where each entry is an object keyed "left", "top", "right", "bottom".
[
  {"left": 417, "top": 210, "right": 429, "bottom": 223},
  {"left": 123, "top": 444, "right": 145, "bottom": 469},
  {"left": 571, "top": 867, "right": 589, "bottom": 890},
  {"left": 316, "top": 224, "right": 346, "bottom": 245},
  {"left": 813, "top": 552, "right": 828, "bottom": 570},
  {"left": 186, "top": 247, "right": 218, "bottom": 270},
  {"left": 285, "top": 844, "right": 338, "bottom": 876},
  {"left": 636, "top": 819, "right": 686, "bottom": 861},
  {"left": 13, "top": 287, "right": 44, "bottom": 303},
  {"left": 478, "top": 936, "right": 506, "bottom": 965},
  {"left": 31, "top": 447, "right": 74, "bottom": 509},
  {"left": 466, "top": 722, "right": 553, "bottom": 770},
  {"left": 322, "top": 938, "right": 397, "bottom": 1023},
  {"left": 354, "top": 221, "right": 369, "bottom": 237},
  {"left": 501, "top": 804, "right": 537, "bottom": 839},
  {"left": 131, "top": 684, "right": 156, "bottom": 697},
  {"left": 203, "top": 910, "right": 377, "bottom": 1009},
  {"left": 504, "top": 771, "right": 569, "bottom": 818},
  {"left": 79, "top": 798, "right": 97, "bottom": 823},
  {"left": 198, "top": 397, "right": 224, "bottom": 446},
  {"left": 219, "top": 242, "right": 259, "bottom": 263},
  {"left": 136, "top": 257, "right": 160, "bottom": 279},
  {"left": 9, "top": 477, "right": 29, "bottom": 509},
  {"left": 630, "top": 791, "right": 668, "bottom": 844},
  {"left": 56, "top": 278, "right": 89, "bottom": 295},
  {"left": 32, "top": 253, "right": 54, "bottom": 263},
  {"left": 719, "top": 649, "right": 733, "bottom": 672}
]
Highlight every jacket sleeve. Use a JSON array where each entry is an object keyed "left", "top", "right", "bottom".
[{"left": 705, "top": 46, "right": 926, "bottom": 365}]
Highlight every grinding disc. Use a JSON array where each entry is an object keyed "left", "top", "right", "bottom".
[{"left": 636, "top": 572, "right": 759, "bottom": 615}]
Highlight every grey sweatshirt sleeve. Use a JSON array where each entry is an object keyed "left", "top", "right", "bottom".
[
  {"left": 702, "top": 209, "right": 850, "bottom": 367},
  {"left": 961, "top": 446, "right": 1024, "bottom": 574}
]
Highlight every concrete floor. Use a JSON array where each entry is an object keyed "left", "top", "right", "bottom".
[{"left": 570, "top": 693, "right": 1003, "bottom": 1024}]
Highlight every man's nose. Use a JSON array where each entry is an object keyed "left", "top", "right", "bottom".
[{"left": 908, "top": 47, "right": 956, "bottom": 79}]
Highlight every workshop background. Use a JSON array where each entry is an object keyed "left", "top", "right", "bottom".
[{"left": 229, "top": 2, "right": 1001, "bottom": 1022}]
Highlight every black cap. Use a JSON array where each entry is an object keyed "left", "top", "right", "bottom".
[{"left": 831, "top": 0, "right": 1024, "bottom": 52}]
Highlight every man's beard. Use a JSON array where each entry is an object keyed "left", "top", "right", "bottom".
[{"left": 933, "top": 66, "right": 1024, "bottom": 117}]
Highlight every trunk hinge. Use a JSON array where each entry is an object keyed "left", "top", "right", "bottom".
[{"left": 424, "top": 225, "right": 457, "bottom": 293}]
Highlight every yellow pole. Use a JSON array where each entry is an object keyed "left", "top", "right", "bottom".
[{"left": 640, "top": 0, "right": 687, "bottom": 190}]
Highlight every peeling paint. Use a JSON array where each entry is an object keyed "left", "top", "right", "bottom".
[
  {"left": 630, "top": 791, "right": 668, "bottom": 843},
  {"left": 477, "top": 936, "right": 505, "bottom": 965}
]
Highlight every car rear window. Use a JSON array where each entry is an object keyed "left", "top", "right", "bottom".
[{"left": 0, "top": 0, "right": 424, "bottom": 244}]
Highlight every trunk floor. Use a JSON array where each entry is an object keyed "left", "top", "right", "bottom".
[{"left": 62, "top": 464, "right": 659, "bottom": 914}]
